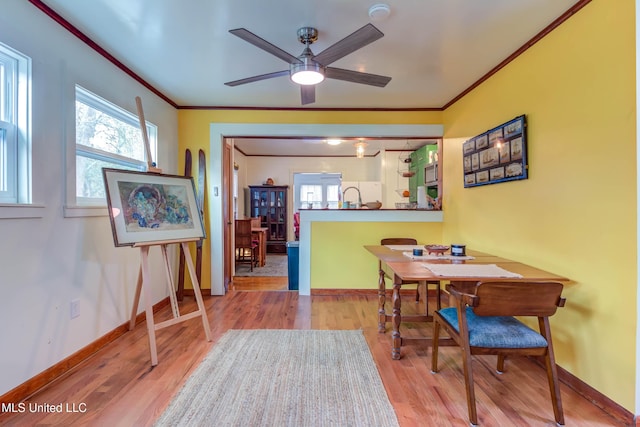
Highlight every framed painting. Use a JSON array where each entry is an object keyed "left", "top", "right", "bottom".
[
  {"left": 463, "top": 115, "right": 528, "bottom": 188},
  {"left": 102, "top": 168, "right": 205, "bottom": 247}
]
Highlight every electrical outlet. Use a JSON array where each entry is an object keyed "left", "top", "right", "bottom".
[{"left": 70, "top": 299, "right": 80, "bottom": 319}]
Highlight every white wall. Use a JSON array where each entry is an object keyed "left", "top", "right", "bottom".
[
  {"left": 0, "top": 1, "right": 178, "bottom": 395},
  {"left": 244, "top": 154, "right": 379, "bottom": 239},
  {"left": 382, "top": 151, "right": 412, "bottom": 207},
  {"left": 246, "top": 150, "right": 410, "bottom": 199},
  {"left": 246, "top": 154, "right": 379, "bottom": 186},
  {"left": 233, "top": 150, "right": 415, "bottom": 238}
]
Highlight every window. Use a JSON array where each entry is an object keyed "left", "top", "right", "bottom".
[
  {"left": 293, "top": 173, "right": 341, "bottom": 210},
  {"left": 75, "top": 86, "right": 157, "bottom": 205},
  {"left": 300, "top": 184, "right": 322, "bottom": 209},
  {"left": 0, "top": 43, "right": 31, "bottom": 204}
]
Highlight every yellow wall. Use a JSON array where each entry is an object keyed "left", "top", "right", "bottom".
[
  {"left": 310, "top": 222, "right": 443, "bottom": 289},
  {"left": 177, "top": 0, "right": 636, "bottom": 411},
  {"left": 177, "top": 110, "right": 443, "bottom": 290},
  {"left": 442, "top": 0, "right": 636, "bottom": 410}
]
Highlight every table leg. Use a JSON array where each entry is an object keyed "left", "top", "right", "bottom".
[
  {"left": 260, "top": 230, "right": 266, "bottom": 266},
  {"left": 378, "top": 268, "right": 387, "bottom": 333},
  {"left": 392, "top": 279, "right": 402, "bottom": 360},
  {"left": 423, "top": 280, "right": 442, "bottom": 316}
]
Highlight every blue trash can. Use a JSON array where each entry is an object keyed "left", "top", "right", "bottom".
[{"left": 286, "top": 241, "right": 299, "bottom": 290}]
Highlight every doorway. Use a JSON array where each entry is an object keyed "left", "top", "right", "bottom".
[
  {"left": 211, "top": 123, "right": 444, "bottom": 296},
  {"left": 228, "top": 139, "right": 290, "bottom": 290}
]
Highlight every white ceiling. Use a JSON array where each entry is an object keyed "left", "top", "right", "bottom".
[{"left": 35, "top": 0, "right": 580, "bottom": 156}]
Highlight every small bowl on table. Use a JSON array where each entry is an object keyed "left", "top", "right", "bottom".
[{"left": 424, "top": 244, "right": 450, "bottom": 256}]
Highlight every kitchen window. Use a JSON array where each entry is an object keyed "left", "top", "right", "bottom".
[{"left": 294, "top": 173, "right": 341, "bottom": 210}]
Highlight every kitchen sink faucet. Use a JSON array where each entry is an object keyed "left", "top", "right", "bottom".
[{"left": 342, "top": 186, "right": 362, "bottom": 209}]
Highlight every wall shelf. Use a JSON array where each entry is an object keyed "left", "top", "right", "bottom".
[{"left": 396, "top": 144, "right": 414, "bottom": 197}]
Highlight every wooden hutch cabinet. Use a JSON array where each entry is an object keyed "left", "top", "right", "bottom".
[{"left": 248, "top": 185, "right": 288, "bottom": 253}]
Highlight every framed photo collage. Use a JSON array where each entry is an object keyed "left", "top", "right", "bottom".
[{"left": 463, "top": 115, "right": 528, "bottom": 188}]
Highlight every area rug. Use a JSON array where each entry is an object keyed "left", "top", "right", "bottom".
[
  {"left": 235, "top": 254, "right": 288, "bottom": 277},
  {"left": 155, "top": 329, "right": 399, "bottom": 427}
]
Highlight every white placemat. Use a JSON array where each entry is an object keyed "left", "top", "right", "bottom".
[
  {"left": 422, "top": 263, "right": 523, "bottom": 278},
  {"left": 402, "top": 252, "right": 475, "bottom": 261}
]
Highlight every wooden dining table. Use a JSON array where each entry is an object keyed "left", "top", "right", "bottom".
[{"left": 364, "top": 245, "right": 570, "bottom": 360}]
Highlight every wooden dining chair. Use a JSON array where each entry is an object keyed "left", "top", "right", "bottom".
[
  {"left": 248, "top": 217, "right": 265, "bottom": 267},
  {"left": 235, "top": 219, "right": 257, "bottom": 272},
  {"left": 379, "top": 237, "right": 441, "bottom": 309},
  {"left": 431, "top": 281, "right": 566, "bottom": 426},
  {"left": 250, "top": 216, "right": 261, "bottom": 228}
]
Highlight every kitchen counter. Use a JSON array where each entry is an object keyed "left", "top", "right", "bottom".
[
  {"left": 298, "top": 208, "right": 443, "bottom": 224},
  {"left": 297, "top": 209, "right": 444, "bottom": 295},
  {"left": 299, "top": 208, "right": 441, "bottom": 211}
]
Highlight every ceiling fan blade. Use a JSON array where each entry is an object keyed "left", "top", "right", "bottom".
[
  {"left": 229, "top": 28, "right": 302, "bottom": 64},
  {"left": 301, "top": 85, "right": 315, "bottom": 105},
  {"left": 225, "top": 70, "right": 290, "bottom": 86},
  {"left": 325, "top": 67, "right": 391, "bottom": 87},
  {"left": 312, "top": 24, "right": 384, "bottom": 66}
]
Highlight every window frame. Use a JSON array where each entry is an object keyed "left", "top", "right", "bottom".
[
  {"left": 0, "top": 42, "right": 31, "bottom": 207},
  {"left": 293, "top": 172, "right": 342, "bottom": 211},
  {"left": 69, "top": 85, "right": 157, "bottom": 212}
]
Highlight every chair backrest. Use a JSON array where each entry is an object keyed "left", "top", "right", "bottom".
[
  {"left": 250, "top": 217, "right": 261, "bottom": 228},
  {"left": 470, "top": 281, "right": 565, "bottom": 317},
  {"left": 380, "top": 238, "right": 418, "bottom": 270},
  {"left": 235, "top": 219, "right": 253, "bottom": 248},
  {"left": 380, "top": 237, "right": 418, "bottom": 245},
  {"left": 381, "top": 238, "right": 417, "bottom": 246}
]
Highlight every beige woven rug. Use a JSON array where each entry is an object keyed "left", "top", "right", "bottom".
[
  {"left": 235, "top": 254, "right": 288, "bottom": 277},
  {"left": 155, "top": 329, "right": 399, "bottom": 427}
]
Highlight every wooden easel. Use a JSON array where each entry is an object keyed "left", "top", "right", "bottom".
[
  {"left": 135, "top": 96, "right": 162, "bottom": 174},
  {"left": 128, "top": 238, "right": 211, "bottom": 366},
  {"left": 127, "top": 97, "right": 211, "bottom": 366}
]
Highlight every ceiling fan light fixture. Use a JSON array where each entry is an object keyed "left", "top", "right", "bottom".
[
  {"left": 227, "top": 24, "right": 390, "bottom": 104},
  {"left": 368, "top": 4, "right": 391, "bottom": 21},
  {"left": 291, "top": 63, "right": 325, "bottom": 85}
]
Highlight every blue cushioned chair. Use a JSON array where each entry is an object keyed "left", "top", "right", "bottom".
[{"left": 431, "top": 281, "right": 566, "bottom": 426}]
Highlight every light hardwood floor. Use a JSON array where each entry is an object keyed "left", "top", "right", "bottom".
[{"left": 0, "top": 278, "right": 629, "bottom": 426}]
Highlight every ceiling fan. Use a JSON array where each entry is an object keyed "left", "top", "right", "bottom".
[{"left": 224, "top": 24, "right": 392, "bottom": 105}]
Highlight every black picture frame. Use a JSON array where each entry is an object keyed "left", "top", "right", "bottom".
[{"left": 463, "top": 115, "right": 528, "bottom": 188}]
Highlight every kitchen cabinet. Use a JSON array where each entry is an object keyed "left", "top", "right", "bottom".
[
  {"left": 249, "top": 185, "right": 288, "bottom": 253},
  {"left": 409, "top": 144, "right": 439, "bottom": 203}
]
